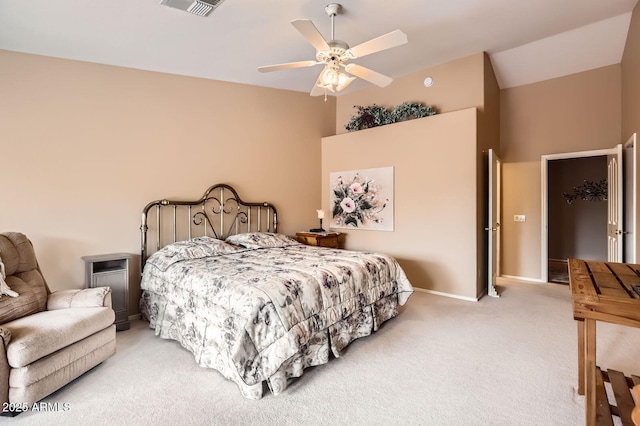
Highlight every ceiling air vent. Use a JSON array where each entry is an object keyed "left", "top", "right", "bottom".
[{"left": 159, "top": 0, "right": 224, "bottom": 17}]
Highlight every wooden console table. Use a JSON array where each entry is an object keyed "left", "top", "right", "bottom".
[{"left": 568, "top": 259, "right": 640, "bottom": 426}]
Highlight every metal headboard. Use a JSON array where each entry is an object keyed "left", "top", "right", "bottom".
[{"left": 140, "top": 183, "right": 278, "bottom": 272}]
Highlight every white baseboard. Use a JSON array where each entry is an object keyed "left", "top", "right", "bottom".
[
  {"left": 498, "top": 275, "right": 546, "bottom": 284},
  {"left": 413, "top": 287, "right": 479, "bottom": 302}
]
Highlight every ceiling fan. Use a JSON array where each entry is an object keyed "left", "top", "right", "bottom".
[{"left": 257, "top": 3, "right": 408, "bottom": 97}]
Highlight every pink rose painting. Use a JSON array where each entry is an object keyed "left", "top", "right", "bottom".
[{"left": 330, "top": 167, "right": 394, "bottom": 231}]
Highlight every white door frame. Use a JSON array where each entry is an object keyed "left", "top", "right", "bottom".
[
  {"left": 607, "top": 144, "right": 624, "bottom": 262},
  {"left": 624, "top": 133, "right": 637, "bottom": 263},
  {"left": 487, "top": 149, "right": 501, "bottom": 297},
  {"left": 541, "top": 148, "right": 614, "bottom": 283}
]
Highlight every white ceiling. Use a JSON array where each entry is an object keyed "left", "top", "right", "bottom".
[{"left": 0, "top": 0, "right": 637, "bottom": 94}]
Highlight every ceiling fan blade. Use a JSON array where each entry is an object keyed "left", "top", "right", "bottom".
[
  {"left": 347, "top": 29, "right": 408, "bottom": 59},
  {"left": 310, "top": 84, "right": 325, "bottom": 97},
  {"left": 258, "top": 60, "right": 320, "bottom": 73},
  {"left": 291, "top": 19, "right": 330, "bottom": 52},
  {"left": 344, "top": 64, "right": 393, "bottom": 87}
]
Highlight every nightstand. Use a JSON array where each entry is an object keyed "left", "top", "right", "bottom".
[
  {"left": 296, "top": 232, "right": 345, "bottom": 249},
  {"left": 82, "top": 253, "right": 131, "bottom": 331}
]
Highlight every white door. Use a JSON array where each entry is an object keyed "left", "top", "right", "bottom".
[
  {"left": 624, "top": 134, "right": 637, "bottom": 263},
  {"left": 487, "top": 149, "right": 501, "bottom": 297},
  {"left": 608, "top": 144, "right": 623, "bottom": 262}
]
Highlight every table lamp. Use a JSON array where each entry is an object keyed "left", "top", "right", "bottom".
[{"left": 310, "top": 209, "right": 326, "bottom": 232}]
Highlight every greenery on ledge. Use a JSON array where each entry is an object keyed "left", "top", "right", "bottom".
[{"left": 344, "top": 102, "right": 436, "bottom": 132}]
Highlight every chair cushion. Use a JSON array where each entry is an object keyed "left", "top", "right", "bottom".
[
  {"left": 2, "top": 307, "right": 115, "bottom": 368},
  {"left": 9, "top": 326, "right": 116, "bottom": 389}
]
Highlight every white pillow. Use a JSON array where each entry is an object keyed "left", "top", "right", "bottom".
[
  {"left": 225, "top": 232, "right": 300, "bottom": 249},
  {"left": 146, "top": 236, "right": 242, "bottom": 271}
]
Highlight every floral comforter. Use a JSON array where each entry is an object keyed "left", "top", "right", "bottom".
[{"left": 140, "top": 234, "right": 413, "bottom": 399}]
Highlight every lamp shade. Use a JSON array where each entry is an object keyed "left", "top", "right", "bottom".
[
  {"left": 336, "top": 73, "right": 355, "bottom": 91},
  {"left": 318, "top": 66, "right": 340, "bottom": 90}
]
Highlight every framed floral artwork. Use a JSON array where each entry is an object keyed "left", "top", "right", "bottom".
[{"left": 330, "top": 166, "right": 394, "bottom": 231}]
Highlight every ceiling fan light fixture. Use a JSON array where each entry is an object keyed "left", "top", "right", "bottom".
[
  {"left": 258, "top": 3, "right": 408, "bottom": 96},
  {"left": 336, "top": 73, "right": 355, "bottom": 91},
  {"left": 318, "top": 66, "right": 341, "bottom": 91}
]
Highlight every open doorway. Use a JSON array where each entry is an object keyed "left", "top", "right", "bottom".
[
  {"left": 541, "top": 146, "right": 619, "bottom": 283},
  {"left": 547, "top": 156, "right": 607, "bottom": 283}
]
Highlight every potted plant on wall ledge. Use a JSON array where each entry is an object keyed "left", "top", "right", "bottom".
[{"left": 344, "top": 102, "right": 436, "bottom": 132}]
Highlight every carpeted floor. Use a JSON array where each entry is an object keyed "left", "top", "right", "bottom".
[{"left": 2, "top": 279, "right": 639, "bottom": 426}]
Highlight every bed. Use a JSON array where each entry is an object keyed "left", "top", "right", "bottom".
[{"left": 139, "top": 183, "right": 414, "bottom": 399}]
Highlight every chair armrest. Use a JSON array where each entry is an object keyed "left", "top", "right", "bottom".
[{"left": 47, "top": 287, "right": 112, "bottom": 310}]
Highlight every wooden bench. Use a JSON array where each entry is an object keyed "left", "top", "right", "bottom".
[
  {"left": 568, "top": 259, "right": 640, "bottom": 425},
  {"left": 595, "top": 368, "right": 640, "bottom": 425}
]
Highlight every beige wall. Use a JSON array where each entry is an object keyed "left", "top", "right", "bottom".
[
  {"left": 501, "top": 65, "right": 621, "bottom": 163},
  {"left": 0, "top": 50, "right": 335, "bottom": 315},
  {"left": 622, "top": 1, "right": 640, "bottom": 141},
  {"left": 477, "top": 55, "right": 501, "bottom": 295},
  {"left": 500, "top": 65, "right": 622, "bottom": 279},
  {"left": 336, "top": 53, "right": 486, "bottom": 135},
  {"left": 6, "top": 28, "right": 627, "bottom": 305},
  {"left": 322, "top": 109, "right": 479, "bottom": 299},
  {"left": 622, "top": 2, "right": 640, "bottom": 262},
  {"left": 334, "top": 52, "right": 499, "bottom": 298}
]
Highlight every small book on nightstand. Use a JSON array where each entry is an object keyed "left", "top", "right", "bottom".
[{"left": 300, "top": 231, "right": 340, "bottom": 236}]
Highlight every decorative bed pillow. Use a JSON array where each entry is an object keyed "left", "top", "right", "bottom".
[
  {"left": 225, "top": 232, "right": 300, "bottom": 249},
  {"left": 146, "top": 236, "right": 241, "bottom": 271}
]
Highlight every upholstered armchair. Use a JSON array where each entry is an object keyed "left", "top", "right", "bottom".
[{"left": 0, "top": 232, "right": 116, "bottom": 415}]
